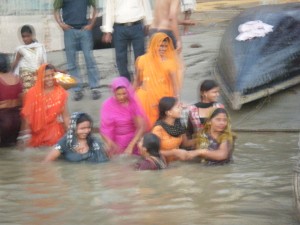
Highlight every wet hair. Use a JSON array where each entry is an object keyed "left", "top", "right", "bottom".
[
  {"left": 21, "top": 25, "right": 33, "bottom": 35},
  {"left": 202, "top": 107, "right": 234, "bottom": 144},
  {"left": 158, "top": 96, "right": 177, "bottom": 120},
  {"left": 142, "top": 133, "right": 161, "bottom": 158},
  {"left": 199, "top": 79, "right": 219, "bottom": 99},
  {"left": 74, "top": 113, "right": 95, "bottom": 147},
  {"left": 163, "top": 37, "right": 169, "bottom": 42},
  {"left": 45, "top": 64, "right": 55, "bottom": 71},
  {"left": 0, "top": 53, "right": 10, "bottom": 73},
  {"left": 209, "top": 107, "right": 228, "bottom": 120},
  {"left": 76, "top": 113, "right": 93, "bottom": 128}
]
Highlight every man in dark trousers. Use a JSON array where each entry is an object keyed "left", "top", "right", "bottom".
[
  {"left": 54, "top": 0, "right": 101, "bottom": 101},
  {"left": 101, "top": 0, "right": 153, "bottom": 81}
]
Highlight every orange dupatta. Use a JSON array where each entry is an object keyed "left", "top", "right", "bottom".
[
  {"left": 135, "top": 32, "right": 183, "bottom": 127},
  {"left": 21, "top": 64, "right": 68, "bottom": 146}
]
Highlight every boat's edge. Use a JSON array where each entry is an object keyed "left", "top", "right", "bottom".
[
  {"left": 294, "top": 161, "right": 300, "bottom": 221},
  {"left": 213, "top": 64, "right": 300, "bottom": 110}
]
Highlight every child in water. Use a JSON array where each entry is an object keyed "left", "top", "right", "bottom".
[
  {"left": 135, "top": 133, "right": 167, "bottom": 170},
  {"left": 11, "top": 24, "right": 47, "bottom": 92}
]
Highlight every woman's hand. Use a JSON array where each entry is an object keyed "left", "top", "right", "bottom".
[
  {"left": 16, "top": 130, "right": 31, "bottom": 150},
  {"left": 124, "top": 144, "right": 134, "bottom": 155},
  {"left": 106, "top": 140, "right": 120, "bottom": 156},
  {"left": 186, "top": 149, "right": 206, "bottom": 160}
]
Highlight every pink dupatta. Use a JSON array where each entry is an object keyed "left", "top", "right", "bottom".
[{"left": 100, "top": 77, "right": 148, "bottom": 154}]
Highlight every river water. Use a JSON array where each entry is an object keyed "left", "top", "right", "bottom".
[{"left": 0, "top": 132, "right": 299, "bottom": 225}]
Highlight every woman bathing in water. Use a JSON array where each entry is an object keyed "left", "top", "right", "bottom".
[
  {"left": 44, "top": 112, "right": 109, "bottom": 163},
  {"left": 188, "top": 108, "right": 235, "bottom": 165},
  {"left": 135, "top": 133, "right": 167, "bottom": 170}
]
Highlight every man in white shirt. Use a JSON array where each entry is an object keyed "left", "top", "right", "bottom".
[{"left": 101, "top": 0, "right": 153, "bottom": 81}]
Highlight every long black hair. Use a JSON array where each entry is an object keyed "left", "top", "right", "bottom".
[
  {"left": 76, "top": 113, "right": 93, "bottom": 145},
  {"left": 199, "top": 79, "right": 219, "bottom": 100},
  {"left": 76, "top": 113, "right": 93, "bottom": 126},
  {"left": 142, "top": 133, "right": 161, "bottom": 158},
  {"left": 0, "top": 53, "right": 10, "bottom": 73},
  {"left": 158, "top": 96, "right": 177, "bottom": 120}
]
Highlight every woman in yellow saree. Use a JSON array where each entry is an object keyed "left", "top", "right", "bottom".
[{"left": 134, "top": 32, "right": 182, "bottom": 128}]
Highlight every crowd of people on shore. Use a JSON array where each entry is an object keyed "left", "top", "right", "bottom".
[{"left": 0, "top": 0, "right": 235, "bottom": 170}]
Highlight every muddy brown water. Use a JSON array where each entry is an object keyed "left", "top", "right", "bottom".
[{"left": 0, "top": 132, "right": 299, "bottom": 224}]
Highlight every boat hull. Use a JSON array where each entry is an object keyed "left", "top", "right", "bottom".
[{"left": 215, "top": 3, "right": 300, "bottom": 110}]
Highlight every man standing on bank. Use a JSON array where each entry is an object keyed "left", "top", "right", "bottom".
[
  {"left": 54, "top": 0, "right": 101, "bottom": 101},
  {"left": 101, "top": 0, "right": 153, "bottom": 81}
]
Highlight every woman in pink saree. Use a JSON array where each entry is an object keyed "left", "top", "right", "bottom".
[{"left": 100, "top": 77, "right": 148, "bottom": 156}]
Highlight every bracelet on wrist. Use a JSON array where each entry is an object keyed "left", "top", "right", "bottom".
[
  {"left": 19, "top": 129, "right": 30, "bottom": 133},
  {"left": 17, "top": 134, "right": 31, "bottom": 141}
]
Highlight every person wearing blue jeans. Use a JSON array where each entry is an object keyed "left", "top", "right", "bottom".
[
  {"left": 101, "top": 0, "right": 153, "bottom": 82},
  {"left": 113, "top": 22, "right": 146, "bottom": 81},
  {"left": 54, "top": 0, "right": 101, "bottom": 101}
]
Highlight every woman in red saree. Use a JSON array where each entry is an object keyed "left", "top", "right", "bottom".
[
  {"left": 134, "top": 32, "right": 182, "bottom": 128},
  {"left": 0, "top": 53, "right": 23, "bottom": 147},
  {"left": 20, "top": 64, "right": 69, "bottom": 147}
]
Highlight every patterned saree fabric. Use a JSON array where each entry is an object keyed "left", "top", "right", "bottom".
[
  {"left": 21, "top": 64, "right": 68, "bottom": 147},
  {"left": 54, "top": 112, "right": 109, "bottom": 163}
]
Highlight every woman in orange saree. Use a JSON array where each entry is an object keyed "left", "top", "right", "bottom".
[
  {"left": 19, "top": 64, "right": 69, "bottom": 147},
  {"left": 134, "top": 32, "right": 182, "bottom": 128}
]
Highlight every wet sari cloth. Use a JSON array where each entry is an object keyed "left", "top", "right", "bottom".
[
  {"left": 152, "top": 119, "right": 186, "bottom": 163},
  {"left": 0, "top": 76, "right": 22, "bottom": 147},
  {"left": 14, "top": 42, "right": 47, "bottom": 92},
  {"left": 196, "top": 109, "right": 235, "bottom": 165},
  {"left": 197, "top": 133, "right": 233, "bottom": 166},
  {"left": 135, "top": 156, "right": 167, "bottom": 170},
  {"left": 21, "top": 64, "right": 68, "bottom": 147},
  {"left": 135, "top": 32, "right": 182, "bottom": 127},
  {"left": 182, "top": 102, "right": 224, "bottom": 138},
  {"left": 55, "top": 112, "right": 109, "bottom": 163},
  {"left": 100, "top": 77, "right": 148, "bottom": 155}
]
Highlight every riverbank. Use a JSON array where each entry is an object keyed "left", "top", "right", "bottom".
[{"left": 47, "top": 2, "right": 300, "bottom": 132}]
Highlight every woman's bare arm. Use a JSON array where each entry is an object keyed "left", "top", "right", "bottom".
[
  {"left": 133, "top": 62, "right": 142, "bottom": 90},
  {"left": 44, "top": 149, "right": 61, "bottom": 162},
  {"left": 160, "top": 149, "right": 188, "bottom": 161},
  {"left": 124, "top": 116, "right": 146, "bottom": 154},
  {"left": 188, "top": 141, "right": 231, "bottom": 161},
  {"left": 61, "top": 104, "right": 70, "bottom": 130},
  {"left": 11, "top": 52, "right": 22, "bottom": 73},
  {"left": 170, "top": 71, "right": 178, "bottom": 97},
  {"left": 181, "top": 134, "right": 196, "bottom": 149}
]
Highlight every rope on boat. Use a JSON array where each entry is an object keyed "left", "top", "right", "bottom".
[{"left": 212, "top": 63, "right": 299, "bottom": 133}]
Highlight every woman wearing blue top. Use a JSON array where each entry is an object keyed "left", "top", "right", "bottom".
[{"left": 44, "top": 112, "right": 109, "bottom": 163}]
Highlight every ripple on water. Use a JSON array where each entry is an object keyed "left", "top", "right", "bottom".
[{"left": 0, "top": 133, "right": 299, "bottom": 224}]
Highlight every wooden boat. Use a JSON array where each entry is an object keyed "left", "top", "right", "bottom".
[{"left": 215, "top": 3, "right": 300, "bottom": 110}]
